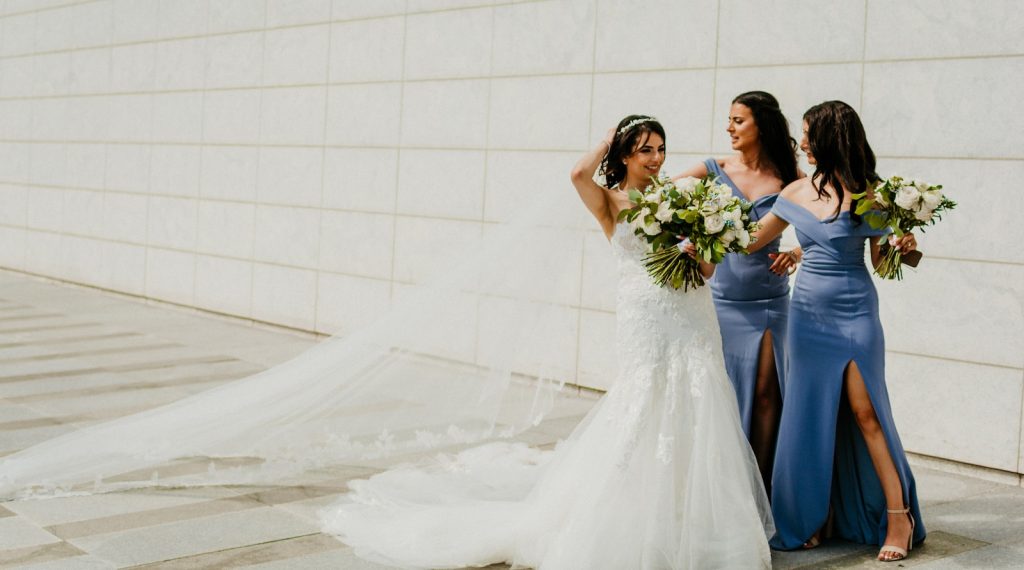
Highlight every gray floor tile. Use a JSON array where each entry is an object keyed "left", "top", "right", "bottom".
[
  {"left": 770, "top": 540, "right": 875, "bottom": 569},
  {"left": 925, "top": 490, "right": 1024, "bottom": 545},
  {"left": 0, "top": 423, "right": 78, "bottom": 455},
  {"left": 0, "top": 541, "right": 90, "bottom": 568},
  {"left": 246, "top": 545, "right": 397, "bottom": 569},
  {"left": 0, "top": 517, "right": 61, "bottom": 550},
  {"left": 11, "top": 553, "right": 117, "bottom": 569},
  {"left": 915, "top": 541, "right": 1024, "bottom": 569},
  {"left": 134, "top": 533, "right": 346, "bottom": 569},
  {"left": 67, "top": 508, "right": 319, "bottom": 567},
  {"left": 770, "top": 531, "right": 988, "bottom": 568},
  {"left": 6, "top": 487, "right": 246, "bottom": 527},
  {"left": 916, "top": 467, "right": 1014, "bottom": 507}
]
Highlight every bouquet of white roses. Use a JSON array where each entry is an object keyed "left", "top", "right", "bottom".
[
  {"left": 852, "top": 175, "right": 956, "bottom": 280},
  {"left": 618, "top": 175, "right": 760, "bottom": 290}
]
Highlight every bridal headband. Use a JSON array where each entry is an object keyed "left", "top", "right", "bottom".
[{"left": 617, "top": 116, "right": 658, "bottom": 135}]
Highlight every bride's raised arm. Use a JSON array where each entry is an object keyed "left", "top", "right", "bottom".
[{"left": 570, "top": 128, "right": 617, "bottom": 237}]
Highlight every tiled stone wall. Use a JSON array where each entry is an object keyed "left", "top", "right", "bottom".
[{"left": 0, "top": 0, "right": 1020, "bottom": 475}]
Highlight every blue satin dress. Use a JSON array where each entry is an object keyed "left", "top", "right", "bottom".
[
  {"left": 705, "top": 159, "right": 789, "bottom": 439},
  {"left": 768, "top": 196, "right": 926, "bottom": 550}
]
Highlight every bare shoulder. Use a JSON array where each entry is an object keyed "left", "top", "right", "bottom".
[{"left": 780, "top": 177, "right": 812, "bottom": 200}]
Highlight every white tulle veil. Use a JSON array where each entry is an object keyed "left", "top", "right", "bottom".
[{"left": 0, "top": 186, "right": 603, "bottom": 500}]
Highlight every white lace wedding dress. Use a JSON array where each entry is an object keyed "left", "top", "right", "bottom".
[{"left": 321, "top": 223, "right": 774, "bottom": 569}]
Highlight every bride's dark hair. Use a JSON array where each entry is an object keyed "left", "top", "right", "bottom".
[
  {"left": 803, "top": 100, "right": 880, "bottom": 223},
  {"left": 732, "top": 91, "right": 798, "bottom": 186},
  {"left": 601, "top": 115, "right": 665, "bottom": 189}
]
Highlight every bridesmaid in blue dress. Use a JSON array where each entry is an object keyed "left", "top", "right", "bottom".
[
  {"left": 673, "top": 91, "right": 802, "bottom": 494},
  {"left": 747, "top": 101, "right": 925, "bottom": 562}
]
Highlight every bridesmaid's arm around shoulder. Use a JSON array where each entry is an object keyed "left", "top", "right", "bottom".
[
  {"left": 671, "top": 161, "right": 710, "bottom": 182},
  {"left": 745, "top": 178, "right": 803, "bottom": 254}
]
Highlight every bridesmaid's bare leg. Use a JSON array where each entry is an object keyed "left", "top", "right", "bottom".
[
  {"left": 843, "top": 361, "right": 913, "bottom": 561},
  {"left": 750, "top": 330, "right": 781, "bottom": 495}
]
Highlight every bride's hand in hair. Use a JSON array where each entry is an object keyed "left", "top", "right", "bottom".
[{"left": 596, "top": 127, "right": 614, "bottom": 156}]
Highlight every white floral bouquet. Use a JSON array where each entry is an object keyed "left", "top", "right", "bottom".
[
  {"left": 852, "top": 175, "right": 956, "bottom": 280},
  {"left": 618, "top": 175, "right": 760, "bottom": 290}
]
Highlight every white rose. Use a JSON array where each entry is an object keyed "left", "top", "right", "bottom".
[
  {"left": 719, "top": 228, "right": 737, "bottom": 244},
  {"left": 921, "top": 188, "right": 942, "bottom": 210},
  {"left": 914, "top": 206, "right": 933, "bottom": 222},
  {"left": 647, "top": 190, "right": 662, "bottom": 204},
  {"left": 655, "top": 200, "right": 674, "bottom": 222},
  {"left": 677, "top": 176, "right": 699, "bottom": 195},
  {"left": 736, "top": 229, "right": 751, "bottom": 248},
  {"left": 704, "top": 213, "right": 725, "bottom": 233},
  {"left": 724, "top": 208, "right": 743, "bottom": 225},
  {"left": 630, "top": 207, "right": 651, "bottom": 231},
  {"left": 894, "top": 184, "right": 921, "bottom": 210},
  {"left": 643, "top": 220, "right": 662, "bottom": 236},
  {"left": 914, "top": 180, "right": 930, "bottom": 194},
  {"left": 700, "top": 198, "right": 722, "bottom": 215}
]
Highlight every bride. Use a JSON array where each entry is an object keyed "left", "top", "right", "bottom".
[{"left": 321, "top": 116, "right": 774, "bottom": 569}]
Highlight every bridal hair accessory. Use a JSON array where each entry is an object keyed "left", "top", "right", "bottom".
[{"left": 618, "top": 116, "right": 658, "bottom": 135}]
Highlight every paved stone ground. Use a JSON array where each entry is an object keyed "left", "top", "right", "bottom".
[{"left": 1, "top": 271, "right": 1022, "bottom": 569}]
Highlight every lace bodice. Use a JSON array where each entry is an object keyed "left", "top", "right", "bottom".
[
  {"left": 610, "top": 223, "right": 722, "bottom": 364},
  {"left": 606, "top": 224, "right": 729, "bottom": 464}
]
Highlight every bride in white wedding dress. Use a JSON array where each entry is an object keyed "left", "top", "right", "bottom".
[
  {"left": 0, "top": 115, "right": 771, "bottom": 569},
  {"left": 321, "top": 116, "right": 774, "bottom": 569}
]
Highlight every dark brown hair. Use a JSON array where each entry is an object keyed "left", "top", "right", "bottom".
[
  {"left": 732, "top": 91, "right": 799, "bottom": 186},
  {"left": 600, "top": 115, "right": 666, "bottom": 189},
  {"left": 803, "top": 100, "right": 879, "bottom": 223}
]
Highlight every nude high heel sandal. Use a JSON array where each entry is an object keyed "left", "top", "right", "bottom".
[
  {"left": 878, "top": 507, "right": 915, "bottom": 562},
  {"left": 802, "top": 508, "right": 834, "bottom": 549}
]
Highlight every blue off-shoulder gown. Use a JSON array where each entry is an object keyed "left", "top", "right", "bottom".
[
  {"left": 704, "top": 159, "right": 789, "bottom": 439},
  {"left": 768, "top": 196, "right": 926, "bottom": 550}
]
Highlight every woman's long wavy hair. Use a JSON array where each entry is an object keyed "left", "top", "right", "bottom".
[
  {"left": 732, "top": 91, "right": 799, "bottom": 186},
  {"left": 803, "top": 100, "right": 880, "bottom": 223},
  {"left": 601, "top": 115, "right": 666, "bottom": 189}
]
